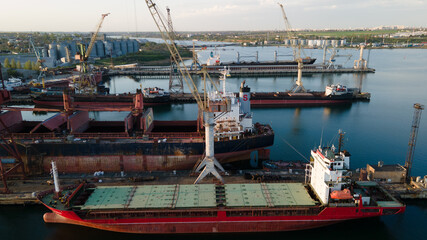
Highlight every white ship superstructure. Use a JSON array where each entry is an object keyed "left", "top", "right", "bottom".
[
  {"left": 308, "top": 145, "right": 351, "bottom": 204},
  {"left": 208, "top": 68, "right": 253, "bottom": 140}
]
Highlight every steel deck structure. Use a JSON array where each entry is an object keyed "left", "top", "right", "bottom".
[{"left": 77, "top": 183, "right": 317, "bottom": 210}]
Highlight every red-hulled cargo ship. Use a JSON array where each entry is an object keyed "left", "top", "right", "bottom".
[{"left": 38, "top": 145, "right": 405, "bottom": 234}]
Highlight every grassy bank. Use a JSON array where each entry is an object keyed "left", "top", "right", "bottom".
[{"left": 96, "top": 42, "right": 192, "bottom": 66}]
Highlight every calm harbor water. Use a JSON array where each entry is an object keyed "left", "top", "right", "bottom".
[{"left": 2, "top": 47, "right": 427, "bottom": 239}]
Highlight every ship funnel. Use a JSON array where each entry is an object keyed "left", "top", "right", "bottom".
[{"left": 239, "top": 80, "right": 251, "bottom": 115}]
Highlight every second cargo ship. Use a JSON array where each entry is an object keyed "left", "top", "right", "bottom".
[{"left": 0, "top": 80, "right": 273, "bottom": 175}]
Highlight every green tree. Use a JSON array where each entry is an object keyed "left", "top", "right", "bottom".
[
  {"left": 10, "top": 58, "right": 16, "bottom": 69},
  {"left": 16, "top": 60, "right": 22, "bottom": 69},
  {"left": 31, "top": 61, "right": 36, "bottom": 70},
  {"left": 24, "top": 60, "right": 32, "bottom": 70},
  {"left": 33, "top": 62, "right": 41, "bottom": 71},
  {"left": 7, "top": 68, "right": 23, "bottom": 78},
  {"left": 3, "top": 58, "right": 10, "bottom": 68}
]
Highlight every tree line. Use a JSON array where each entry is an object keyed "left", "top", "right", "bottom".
[{"left": 3, "top": 58, "right": 41, "bottom": 71}]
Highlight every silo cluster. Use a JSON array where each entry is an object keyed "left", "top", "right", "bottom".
[
  {"left": 283, "top": 38, "right": 347, "bottom": 48},
  {"left": 45, "top": 38, "right": 139, "bottom": 64}
]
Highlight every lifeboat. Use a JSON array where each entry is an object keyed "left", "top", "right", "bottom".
[{"left": 330, "top": 189, "right": 353, "bottom": 200}]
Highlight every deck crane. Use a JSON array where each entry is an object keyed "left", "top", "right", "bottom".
[
  {"left": 145, "top": 0, "right": 229, "bottom": 183},
  {"left": 75, "top": 13, "right": 109, "bottom": 93},
  {"left": 405, "top": 103, "right": 424, "bottom": 183}
]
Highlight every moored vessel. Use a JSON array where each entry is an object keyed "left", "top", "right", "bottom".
[
  {"left": 249, "top": 83, "right": 369, "bottom": 107},
  {"left": 32, "top": 85, "right": 171, "bottom": 108},
  {"left": 0, "top": 72, "right": 274, "bottom": 174},
  {"left": 38, "top": 135, "right": 405, "bottom": 234}
]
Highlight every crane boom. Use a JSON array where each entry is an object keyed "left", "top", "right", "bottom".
[
  {"left": 85, "top": 13, "right": 110, "bottom": 59},
  {"left": 166, "top": 7, "right": 174, "bottom": 35},
  {"left": 145, "top": 1, "right": 205, "bottom": 110},
  {"left": 278, "top": 2, "right": 297, "bottom": 60}
]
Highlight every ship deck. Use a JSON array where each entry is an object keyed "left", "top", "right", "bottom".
[{"left": 76, "top": 183, "right": 317, "bottom": 211}]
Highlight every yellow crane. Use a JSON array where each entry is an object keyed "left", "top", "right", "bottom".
[
  {"left": 145, "top": 0, "right": 229, "bottom": 183},
  {"left": 74, "top": 13, "right": 109, "bottom": 93},
  {"left": 76, "top": 13, "right": 110, "bottom": 69}
]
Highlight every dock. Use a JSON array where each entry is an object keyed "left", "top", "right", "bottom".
[
  {"left": 381, "top": 181, "right": 427, "bottom": 200},
  {"left": 6, "top": 91, "right": 371, "bottom": 106},
  {"left": 106, "top": 64, "right": 375, "bottom": 77}
]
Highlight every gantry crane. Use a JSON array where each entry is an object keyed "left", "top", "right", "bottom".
[
  {"left": 405, "top": 103, "right": 424, "bottom": 183},
  {"left": 322, "top": 45, "right": 353, "bottom": 69},
  {"left": 166, "top": 6, "right": 175, "bottom": 37},
  {"left": 74, "top": 13, "right": 109, "bottom": 93},
  {"left": 165, "top": 6, "right": 184, "bottom": 94},
  {"left": 353, "top": 45, "right": 368, "bottom": 70},
  {"left": 145, "top": 0, "right": 229, "bottom": 183}
]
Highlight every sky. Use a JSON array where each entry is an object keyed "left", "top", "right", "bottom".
[{"left": 0, "top": 0, "right": 426, "bottom": 32}]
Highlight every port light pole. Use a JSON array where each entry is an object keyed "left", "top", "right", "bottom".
[{"left": 405, "top": 103, "right": 424, "bottom": 183}]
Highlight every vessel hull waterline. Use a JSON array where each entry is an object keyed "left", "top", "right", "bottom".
[{"left": 42, "top": 205, "right": 404, "bottom": 234}]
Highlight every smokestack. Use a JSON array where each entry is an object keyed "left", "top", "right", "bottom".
[{"left": 239, "top": 81, "right": 251, "bottom": 115}]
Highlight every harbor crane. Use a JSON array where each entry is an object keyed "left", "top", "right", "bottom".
[
  {"left": 145, "top": 0, "right": 229, "bottom": 183},
  {"left": 165, "top": 6, "right": 184, "bottom": 94},
  {"left": 278, "top": 2, "right": 307, "bottom": 93},
  {"left": 322, "top": 46, "right": 352, "bottom": 69},
  {"left": 29, "top": 37, "right": 48, "bottom": 88},
  {"left": 166, "top": 6, "right": 175, "bottom": 37},
  {"left": 405, "top": 103, "right": 424, "bottom": 183},
  {"left": 354, "top": 45, "right": 368, "bottom": 70},
  {"left": 75, "top": 13, "right": 109, "bottom": 93}
]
